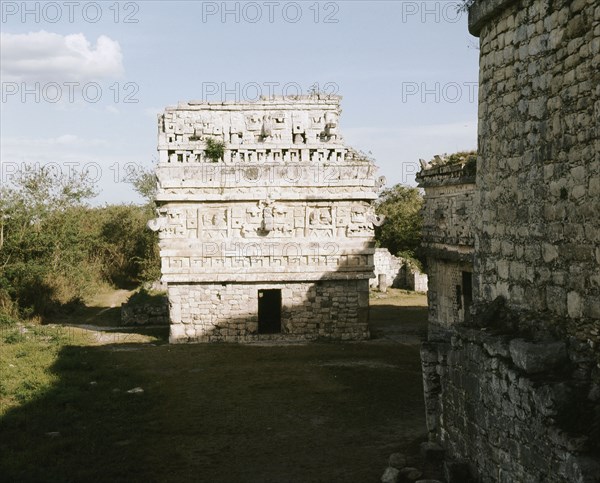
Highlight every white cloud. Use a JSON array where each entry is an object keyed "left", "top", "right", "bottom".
[{"left": 0, "top": 31, "right": 124, "bottom": 82}]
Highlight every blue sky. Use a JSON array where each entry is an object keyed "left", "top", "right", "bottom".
[{"left": 1, "top": 1, "right": 479, "bottom": 204}]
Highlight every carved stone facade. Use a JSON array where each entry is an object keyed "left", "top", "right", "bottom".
[
  {"left": 418, "top": 0, "right": 600, "bottom": 481},
  {"left": 417, "top": 163, "right": 475, "bottom": 330},
  {"left": 150, "top": 96, "right": 384, "bottom": 342}
]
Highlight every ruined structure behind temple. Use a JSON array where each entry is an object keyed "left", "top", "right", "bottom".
[{"left": 148, "top": 96, "right": 385, "bottom": 343}]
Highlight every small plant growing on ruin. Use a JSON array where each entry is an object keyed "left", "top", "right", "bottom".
[
  {"left": 456, "top": 0, "right": 475, "bottom": 13},
  {"left": 427, "top": 151, "right": 477, "bottom": 175},
  {"left": 204, "top": 138, "right": 225, "bottom": 162}
]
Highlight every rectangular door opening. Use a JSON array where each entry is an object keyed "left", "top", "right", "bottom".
[
  {"left": 462, "top": 271, "right": 473, "bottom": 323},
  {"left": 258, "top": 289, "right": 281, "bottom": 334}
]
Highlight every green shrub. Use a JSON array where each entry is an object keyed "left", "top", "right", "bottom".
[
  {"left": 3, "top": 330, "right": 26, "bottom": 344},
  {"left": 127, "top": 288, "right": 166, "bottom": 306},
  {"left": 396, "top": 250, "right": 424, "bottom": 273},
  {"left": 0, "top": 313, "right": 18, "bottom": 327},
  {"left": 0, "top": 166, "right": 160, "bottom": 319},
  {"left": 375, "top": 185, "right": 424, "bottom": 264},
  {"left": 205, "top": 138, "right": 225, "bottom": 162}
]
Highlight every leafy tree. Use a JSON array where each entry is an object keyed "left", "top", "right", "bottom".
[
  {"left": 130, "top": 165, "right": 158, "bottom": 205},
  {"left": 457, "top": 0, "right": 475, "bottom": 12},
  {"left": 0, "top": 166, "right": 98, "bottom": 315},
  {"left": 0, "top": 164, "right": 161, "bottom": 319},
  {"left": 126, "top": 164, "right": 161, "bottom": 282},
  {"left": 375, "top": 184, "right": 424, "bottom": 263},
  {"left": 95, "top": 205, "right": 161, "bottom": 286}
]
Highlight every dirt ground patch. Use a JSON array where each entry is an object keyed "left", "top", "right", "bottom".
[{"left": 0, "top": 289, "right": 428, "bottom": 482}]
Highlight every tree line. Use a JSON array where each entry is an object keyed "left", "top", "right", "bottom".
[
  {"left": 0, "top": 162, "right": 433, "bottom": 323},
  {"left": 0, "top": 166, "right": 159, "bottom": 322}
]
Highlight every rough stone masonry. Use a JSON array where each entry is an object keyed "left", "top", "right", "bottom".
[
  {"left": 149, "top": 95, "right": 385, "bottom": 343},
  {"left": 417, "top": 0, "right": 600, "bottom": 482}
]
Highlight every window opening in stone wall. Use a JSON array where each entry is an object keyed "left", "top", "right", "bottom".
[{"left": 258, "top": 289, "right": 282, "bottom": 334}]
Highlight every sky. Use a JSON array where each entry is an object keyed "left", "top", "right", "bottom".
[{"left": 0, "top": 0, "right": 480, "bottom": 205}]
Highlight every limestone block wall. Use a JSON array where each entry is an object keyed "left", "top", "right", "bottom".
[
  {"left": 409, "top": 272, "right": 429, "bottom": 293},
  {"left": 415, "top": 1, "right": 600, "bottom": 480},
  {"left": 121, "top": 299, "right": 169, "bottom": 326},
  {"left": 472, "top": 0, "right": 600, "bottom": 342},
  {"left": 167, "top": 280, "right": 369, "bottom": 343},
  {"left": 371, "top": 248, "right": 404, "bottom": 288},
  {"left": 422, "top": 328, "right": 600, "bottom": 482},
  {"left": 371, "top": 248, "right": 428, "bottom": 292}
]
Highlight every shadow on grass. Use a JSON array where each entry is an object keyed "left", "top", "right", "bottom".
[
  {"left": 44, "top": 303, "right": 123, "bottom": 328},
  {"left": 0, "top": 337, "right": 427, "bottom": 483},
  {"left": 0, "top": 342, "right": 159, "bottom": 482},
  {"left": 369, "top": 304, "right": 428, "bottom": 343}
]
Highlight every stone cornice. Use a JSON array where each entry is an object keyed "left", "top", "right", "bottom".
[{"left": 468, "top": 0, "right": 521, "bottom": 36}]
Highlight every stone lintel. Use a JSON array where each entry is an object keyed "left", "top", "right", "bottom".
[
  {"left": 416, "top": 176, "right": 475, "bottom": 189},
  {"left": 159, "top": 247, "right": 376, "bottom": 256},
  {"left": 162, "top": 272, "right": 374, "bottom": 283},
  {"left": 424, "top": 245, "right": 474, "bottom": 263},
  {"left": 175, "top": 95, "right": 342, "bottom": 110},
  {"left": 157, "top": 143, "right": 348, "bottom": 150},
  {"left": 155, "top": 193, "right": 379, "bottom": 202},
  {"left": 416, "top": 163, "right": 476, "bottom": 188}
]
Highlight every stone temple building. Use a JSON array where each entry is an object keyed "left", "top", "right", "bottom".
[
  {"left": 417, "top": 0, "right": 600, "bottom": 481},
  {"left": 416, "top": 159, "right": 475, "bottom": 335},
  {"left": 148, "top": 95, "right": 385, "bottom": 343}
]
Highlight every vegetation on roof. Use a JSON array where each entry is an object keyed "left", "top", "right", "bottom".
[
  {"left": 457, "top": 0, "right": 476, "bottom": 12},
  {"left": 426, "top": 151, "right": 477, "bottom": 175},
  {"left": 205, "top": 138, "right": 225, "bottom": 162}
]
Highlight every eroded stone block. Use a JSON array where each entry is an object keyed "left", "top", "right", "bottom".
[{"left": 508, "top": 339, "right": 568, "bottom": 374}]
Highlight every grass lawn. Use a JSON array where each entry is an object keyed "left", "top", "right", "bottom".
[{"left": 0, "top": 289, "right": 428, "bottom": 482}]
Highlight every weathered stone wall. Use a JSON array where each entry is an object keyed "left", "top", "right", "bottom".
[
  {"left": 472, "top": 0, "right": 600, "bottom": 343},
  {"left": 409, "top": 272, "right": 429, "bottom": 293},
  {"left": 425, "top": 259, "right": 473, "bottom": 328},
  {"left": 168, "top": 280, "right": 369, "bottom": 342},
  {"left": 121, "top": 298, "right": 169, "bottom": 326},
  {"left": 419, "top": 163, "right": 475, "bottom": 253},
  {"left": 417, "top": 163, "right": 475, "bottom": 328},
  {"left": 416, "top": 0, "right": 600, "bottom": 480},
  {"left": 371, "top": 248, "right": 428, "bottom": 292},
  {"left": 371, "top": 248, "right": 404, "bottom": 289},
  {"left": 422, "top": 328, "right": 600, "bottom": 482}
]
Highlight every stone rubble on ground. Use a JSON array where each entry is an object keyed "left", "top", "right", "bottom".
[
  {"left": 380, "top": 466, "right": 400, "bottom": 483},
  {"left": 388, "top": 452, "right": 407, "bottom": 469}
]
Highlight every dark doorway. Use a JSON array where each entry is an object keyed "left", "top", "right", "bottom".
[
  {"left": 462, "top": 271, "right": 473, "bottom": 322},
  {"left": 258, "top": 289, "right": 281, "bottom": 334}
]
